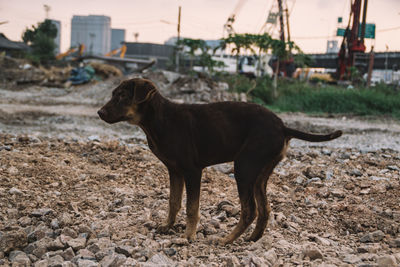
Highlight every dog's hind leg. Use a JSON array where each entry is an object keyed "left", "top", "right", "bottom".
[
  {"left": 219, "top": 158, "right": 261, "bottom": 245},
  {"left": 183, "top": 168, "right": 202, "bottom": 241},
  {"left": 158, "top": 168, "right": 184, "bottom": 233},
  {"left": 248, "top": 161, "right": 278, "bottom": 241}
]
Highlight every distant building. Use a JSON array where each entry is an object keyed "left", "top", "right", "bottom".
[
  {"left": 125, "top": 42, "right": 175, "bottom": 68},
  {"left": 49, "top": 19, "right": 61, "bottom": 54},
  {"left": 0, "top": 33, "right": 29, "bottom": 56},
  {"left": 326, "top": 40, "right": 339, "bottom": 54},
  {"left": 71, "top": 15, "right": 111, "bottom": 55},
  {"left": 111, "top": 29, "right": 125, "bottom": 50}
]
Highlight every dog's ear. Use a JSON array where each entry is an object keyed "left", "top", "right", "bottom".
[{"left": 132, "top": 79, "right": 156, "bottom": 104}]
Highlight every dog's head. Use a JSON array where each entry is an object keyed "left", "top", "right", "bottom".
[{"left": 97, "top": 78, "right": 157, "bottom": 124}]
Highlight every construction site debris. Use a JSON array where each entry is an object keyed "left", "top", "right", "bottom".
[
  {"left": 68, "top": 65, "right": 95, "bottom": 85},
  {"left": 88, "top": 62, "right": 123, "bottom": 79}
]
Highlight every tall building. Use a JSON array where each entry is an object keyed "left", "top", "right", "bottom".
[
  {"left": 111, "top": 29, "right": 125, "bottom": 50},
  {"left": 71, "top": 15, "right": 111, "bottom": 55},
  {"left": 49, "top": 19, "right": 61, "bottom": 54}
]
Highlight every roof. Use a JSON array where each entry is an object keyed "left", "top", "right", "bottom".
[{"left": 0, "top": 33, "right": 29, "bottom": 50}]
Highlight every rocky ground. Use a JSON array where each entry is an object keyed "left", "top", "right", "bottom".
[{"left": 0, "top": 71, "right": 400, "bottom": 266}]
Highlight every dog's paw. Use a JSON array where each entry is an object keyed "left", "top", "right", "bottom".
[
  {"left": 157, "top": 224, "right": 172, "bottom": 234},
  {"left": 183, "top": 232, "right": 197, "bottom": 242},
  {"left": 218, "top": 236, "right": 234, "bottom": 246}
]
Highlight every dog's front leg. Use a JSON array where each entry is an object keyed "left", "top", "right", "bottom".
[
  {"left": 183, "top": 169, "right": 202, "bottom": 241},
  {"left": 158, "top": 168, "right": 184, "bottom": 233}
]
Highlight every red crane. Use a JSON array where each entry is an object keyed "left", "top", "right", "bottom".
[{"left": 337, "top": 0, "right": 369, "bottom": 80}]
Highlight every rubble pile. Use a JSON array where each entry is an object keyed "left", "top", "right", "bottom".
[
  {"left": 0, "top": 56, "right": 124, "bottom": 89},
  {"left": 88, "top": 62, "right": 123, "bottom": 80},
  {"left": 0, "top": 56, "right": 74, "bottom": 88},
  {"left": 0, "top": 134, "right": 399, "bottom": 266},
  {"left": 143, "top": 70, "right": 247, "bottom": 103}
]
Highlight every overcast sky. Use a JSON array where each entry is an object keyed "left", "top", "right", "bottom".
[{"left": 1, "top": 0, "right": 399, "bottom": 53}]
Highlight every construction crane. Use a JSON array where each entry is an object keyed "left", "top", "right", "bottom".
[
  {"left": 265, "top": 0, "right": 295, "bottom": 77},
  {"left": 337, "top": 0, "right": 368, "bottom": 80},
  {"left": 56, "top": 44, "right": 85, "bottom": 60},
  {"left": 105, "top": 44, "right": 127, "bottom": 58},
  {"left": 223, "top": 0, "right": 248, "bottom": 37}
]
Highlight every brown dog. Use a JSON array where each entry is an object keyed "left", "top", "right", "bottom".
[{"left": 98, "top": 78, "right": 342, "bottom": 244}]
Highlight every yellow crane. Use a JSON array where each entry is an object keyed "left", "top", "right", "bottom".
[
  {"left": 56, "top": 44, "right": 85, "bottom": 60},
  {"left": 105, "top": 44, "right": 127, "bottom": 58}
]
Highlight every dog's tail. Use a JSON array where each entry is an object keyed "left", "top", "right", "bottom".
[{"left": 284, "top": 127, "right": 342, "bottom": 142}]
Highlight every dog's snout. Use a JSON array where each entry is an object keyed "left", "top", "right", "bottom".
[{"left": 97, "top": 109, "right": 107, "bottom": 119}]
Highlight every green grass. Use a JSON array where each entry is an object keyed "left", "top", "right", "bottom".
[{"left": 220, "top": 74, "right": 400, "bottom": 120}]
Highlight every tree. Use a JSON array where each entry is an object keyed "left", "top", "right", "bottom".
[
  {"left": 179, "top": 38, "right": 224, "bottom": 74},
  {"left": 220, "top": 33, "right": 255, "bottom": 73},
  {"left": 179, "top": 38, "right": 206, "bottom": 70},
  {"left": 22, "top": 19, "right": 58, "bottom": 63}
]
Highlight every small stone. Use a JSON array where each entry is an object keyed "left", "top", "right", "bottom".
[
  {"left": 8, "top": 166, "right": 19, "bottom": 175},
  {"left": 34, "top": 259, "right": 49, "bottom": 267},
  {"left": 325, "top": 170, "right": 334, "bottom": 180},
  {"left": 122, "top": 257, "right": 137, "bottom": 266},
  {"left": 28, "top": 229, "right": 46, "bottom": 243},
  {"left": 88, "top": 135, "right": 100, "bottom": 141},
  {"left": 387, "top": 165, "right": 400, "bottom": 171},
  {"left": 306, "top": 177, "right": 322, "bottom": 186},
  {"left": 86, "top": 243, "right": 101, "bottom": 254},
  {"left": 67, "top": 237, "right": 87, "bottom": 252},
  {"left": 263, "top": 248, "right": 277, "bottom": 266},
  {"left": 0, "top": 229, "right": 28, "bottom": 254},
  {"left": 171, "top": 237, "right": 189, "bottom": 246},
  {"left": 163, "top": 247, "right": 176, "bottom": 257},
  {"left": 77, "top": 248, "right": 96, "bottom": 260},
  {"left": 47, "top": 255, "right": 64, "bottom": 267},
  {"left": 389, "top": 238, "right": 400, "bottom": 248},
  {"left": 61, "top": 227, "right": 78, "bottom": 238},
  {"left": 0, "top": 145, "right": 12, "bottom": 151},
  {"left": 350, "top": 168, "right": 363, "bottom": 177},
  {"left": 376, "top": 255, "right": 397, "bottom": 267},
  {"left": 310, "top": 235, "right": 331, "bottom": 246},
  {"left": 100, "top": 253, "right": 127, "bottom": 267},
  {"left": 58, "top": 213, "right": 73, "bottom": 227},
  {"left": 115, "top": 245, "right": 134, "bottom": 257},
  {"left": 330, "top": 189, "right": 345, "bottom": 198},
  {"left": 31, "top": 208, "right": 54, "bottom": 217},
  {"left": 62, "top": 261, "right": 76, "bottom": 267},
  {"left": 342, "top": 254, "right": 361, "bottom": 264},
  {"left": 296, "top": 176, "right": 305, "bottom": 184},
  {"left": 95, "top": 248, "right": 115, "bottom": 262},
  {"left": 61, "top": 247, "right": 76, "bottom": 261},
  {"left": 9, "top": 187, "right": 23, "bottom": 195},
  {"left": 147, "top": 253, "right": 173, "bottom": 265},
  {"left": 223, "top": 255, "right": 240, "bottom": 267},
  {"left": 360, "top": 230, "right": 385, "bottom": 243},
  {"left": 51, "top": 219, "right": 60, "bottom": 229},
  {"left": 302, "top": 245, "right": 323, "bottom": 261},
  {"left": 321, "top": 148, "right": 331, "bottom": 155},
  {"left": 18, "top": 216, "right": 32, "bottom": 227},
  {"left": 76, "top": 259, "right": 99, "bottom": 267},
  {"left": 9, "top": 250, "right": 31, "bottom": 266},
  {"left": 369, "top": 176, "right": 389, "bottom": 181},
  {"left": 48, "top": 237, "right": 66, "bottom": 251}
]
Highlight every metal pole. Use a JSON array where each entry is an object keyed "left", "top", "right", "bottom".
[
  {"left": 360, "top": 0, "right": 368, "bottom": 44},
  {"left": 366, "top": 46, "right": 374, "bottom": 87},
  {"left": 175, "top": 6, "right": 181, "bottom": 72},
  {"left": 277, "top": 0, "right": 285, "bottom": 42}
]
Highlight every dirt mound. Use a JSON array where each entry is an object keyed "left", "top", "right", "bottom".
[
  {"left": 0, "top": 134, "right": 399, "bottom": 266},
  {"left": 89, "top": 62, "right": 123, "bottom": 79}
]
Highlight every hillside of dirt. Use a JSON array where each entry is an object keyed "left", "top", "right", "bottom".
[{"left": 0, "top": 70, "right": 399, "bottom": 266}]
